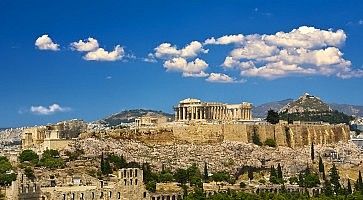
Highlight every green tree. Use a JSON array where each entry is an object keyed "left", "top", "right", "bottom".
[
  {"left": 204, "top": 162, "right": 209, "bottom": 182},
  {"left": 174, "top": 168, "right": 188, "bottom": 184},
  {"left": 19, "top": 150, "right": 39, "bottom": 164},
  {"left": 0, "top": 157, "right": 16, "bottom": 186},
  {"left": 159, "top": 172, "right": 174, "bottom": 183},
  {"left": 145, "top": 180, "right": 156, "bottom": 192},
  {"left": 211, "top": 171, "right": 230, "bottom": 182},
  {"left": 266, "top": 109, "right": 279, "bottom": 124},
  {"left": 358, "top": 170, "right": 363, "bottom": 191},
  {"left": 270, "top": 166, "right": 279, "bottom": 184},
  {"left": 318, "top": 156, "right": 325, "bottom": 179},
  {"left": 248, "top": 167, "right": 254, "bottom": 181},
  {"left": 100, "top": 152, "right": 112, "bottom": 175},
  {"left": 323, "top": 180, "right": 334, "bottom": 196},
  {"left": 108, "top": 154, "right": 127, "bottom": 170},
  {"left": 0, "top": 157, "right": 12, "bottom": 173},
  {"left": 24, "top": 167, "right": 35, "bottom": 181},
  {"left": 329, "top": 164, "right": 341, "bottom": 195},
  {"left": 347, "top": 179, "right": 352, "bottom": 194},
  {"left": 39, "top": 149, "right": 64, "bottom": 169},
  {"left": 277, "top": 163, "right": 283, "bottom": 180}
]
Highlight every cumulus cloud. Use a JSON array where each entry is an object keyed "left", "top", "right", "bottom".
[
  {"left": 83, "top": 45, "right": 124, "bottom": 61},
  {"left": 30, "top": 104, "right": 70, "bottom": 115},
  {"left": 154, "top": 41, "right": 208, "bottom": 59},
  {"left": 263, "top": 26, "right": 346, "bottom": 49},
  {"left": 151, "top": 26, "right": 361, "bottom": 81},
  {"left": 204, "top": 34, "right": 244, "bottom": 45},
  {"left": 220, "top": 26, "right": 362, "bottom": 79},
  {"left": 35, "top": 35, "right": 60, "bottom": 51},
  {"left": 71, "top": 37, "right": 99, "bottom": 52},
  {"left": 163, "top": 57, "right": 208, "bottom": 76},
  {"left": 206, "top": 73, "right": 243, "bottom": 83}
]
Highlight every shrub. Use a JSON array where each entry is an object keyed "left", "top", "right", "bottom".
[{"left": 264, "top": 138, "right": 277, "bottom": 147}]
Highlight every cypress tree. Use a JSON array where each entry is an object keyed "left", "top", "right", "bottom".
[
  {"left": 270, "top": 166, "right": 277, "bottom": 178},
  {"left": 101, "top": 152, "right": 111, "bottom": 175},
  {"left": 204, "top": 162, "right": 209, "bottom": 182},
  {"left": 324, "top": 180, "right": 334, "bottom": 196},
  {"left": 329, "top": 164, "right": 341, "bottom": 195},
  {"left": 311, "top": 143, "right": 315, "bottom": 161},
  {"left": 277, "top": 163, "right": 283, "bottom": 180},
  {"left": 359, "top": 171, "right": 363, "bottom": 188},
  {"left": 318, "top": 156, "right": 325, "bottom": 179},
  {"left": 347, "top": 179, "right": 352, "bottom": 194},
  {"left": 248, "top": 166, "right": 254, "bottom": 181}
]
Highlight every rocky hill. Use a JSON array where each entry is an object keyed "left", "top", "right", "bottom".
[
  {"left": 99, "top": 109, "right": 174, "bottom": 127},
  {"left": 253, "top": 94, "right": 363, "bottom": 118},
  {"left": 280, "top": 93, "right": 331, "bottom": 114}
]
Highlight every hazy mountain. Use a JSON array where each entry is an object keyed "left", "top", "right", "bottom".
[
  {"left": 99, "top": 109, "right": 174, "bottom": 127},
  {"left": 252, "top": 99, "right": 293, "bottom": 118},
  {"left": 329, "top": 103, "right": 363, "bottom": 117}
]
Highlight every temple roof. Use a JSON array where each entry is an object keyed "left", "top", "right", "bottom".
[{"left": 180, "top": 98, "right": 201, "bottom": 104}]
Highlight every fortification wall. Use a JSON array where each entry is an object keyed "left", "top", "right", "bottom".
[{"left": 172, "top": 123, "right": 350, "bottom": 147}]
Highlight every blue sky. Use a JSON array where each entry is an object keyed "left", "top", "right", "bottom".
[{"left": 1, "top": 0, "right": 363, "bottom": 127}]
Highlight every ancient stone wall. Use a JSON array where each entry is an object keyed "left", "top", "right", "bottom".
[{"left": 172, "top": 123, "right": 350, "bottom": 147}]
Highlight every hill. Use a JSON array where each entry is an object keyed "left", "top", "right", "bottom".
[
  {"left": 279, "top": 93, "right": 331, "bottom": 114},
  {"left": 253, "top": 95, "right": 363, "bottom": 118},
  {"left": 99, "top": 109, "right": 174, "bottom": 127}
]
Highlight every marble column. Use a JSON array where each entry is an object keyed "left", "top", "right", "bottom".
[{"left": 183, "top": 107, "right": 186, "bottom": 120}]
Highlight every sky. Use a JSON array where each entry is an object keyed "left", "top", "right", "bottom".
[{"left": 1, "top": 0, "right": 363, "bottom": 127}]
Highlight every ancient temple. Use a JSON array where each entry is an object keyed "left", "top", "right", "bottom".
[{"left": 173, "top": 98, "right": 252, "bottom": 121}]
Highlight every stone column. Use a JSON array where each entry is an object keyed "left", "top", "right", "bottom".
[
  {"left": 182, "top": 107, "right": 186, "bottom": 120},
  {"left": 179, "top": 108, "right": 182, "bottom": 121},
  {"left": 175, "top": 109, "right": 178, "bottom": 121}
]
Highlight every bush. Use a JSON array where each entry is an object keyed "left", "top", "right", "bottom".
[
  {"left": 259, "top": 179, "right": 266, "bottom": 184},
  {"left": 211, "top": 171, "right": 231, "bottom": 182},
  {"left": 264, "top": 139, "right": 277, "bottom": 147},
  {"left": 39, "top": 149, "right": 64, "bottom": 169},
  {"left": 19, "top": 150, "right": 39, "bottom": 164}
]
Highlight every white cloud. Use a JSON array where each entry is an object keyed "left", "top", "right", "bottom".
[
  {"left": 263, "top": 26, "right": 346, "bottom": 49},
  {"left": 220, "top": 26, "right": 362, "bottom": 79},
  {"left": 182, "top": 71, "right": 209, "bottom": 77},
  {"left": 30, "top": 104, "right": 70, "bottom": 115},
  {"left": 35, "top": 35, "right": 60, "bottom": 51},
  {"left": 151, "top": 26, "right": 361, "bottom": 80},
  {"left": 230, "top": 40, "right": 279, "bottom": 59},
  {"left": 154, "top": 41, "right": 208, "bottom": 59},
  {"left": 206, "top": 73, "right": 242, "bottom": 83},
  {"left": 204, "top": 34, "right": 244, "bottom": 45},
  {"left": 71, "top": 37, "right": 99, "bottom": 52},
  {"left": 83, "top": 45, "right": 124, "bottom": 61},
  {"left": 143, "top": 53, "right": 157, "bottom": 63},
  {"left": 359, "top": 20, "right": 363, "bottom": 25},
  {"left": 163, "top": 57, "right": 208, "bottom": 76}
]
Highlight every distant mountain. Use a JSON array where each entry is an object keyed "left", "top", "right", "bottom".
[
  {"left": 329, "top": 103, "right": 363, "bottom": 117},
  {"left": 99, "top": 109, "right": 174, "bottom": 127},
  {"left": 253, "top": 94, "right": 363, "bottom": 118},
  {"left": 252, "top": 99, "right": 293, "bottom": 118}
]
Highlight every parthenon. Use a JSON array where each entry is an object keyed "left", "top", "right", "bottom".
[{"left": 174, "top": 98, "right": 252, "bottom": 121}]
